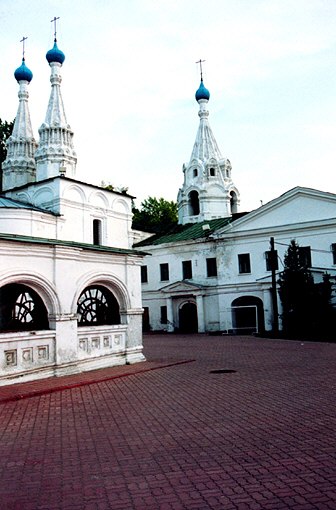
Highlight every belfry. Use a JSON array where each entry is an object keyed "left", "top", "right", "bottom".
[{"left": 177, "top": 65, "right": 240, "bottom": 225}]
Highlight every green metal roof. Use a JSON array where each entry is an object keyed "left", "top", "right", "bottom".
[
  {"left": 0, "top": 232, "right": 148, "bottom": 256},
  {"left": 134, "top": 217, "right": 232, "bottom": 247}
]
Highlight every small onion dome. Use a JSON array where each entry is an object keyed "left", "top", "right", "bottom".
[
  {"left": 14, "top": 59, "right": 33, "bottom": 82},
  {"left": 195, "top": 80, "right": 210, "bottom": 101},
  {"left": 46, "top": 41, "right": 65, "bottom": 65}
]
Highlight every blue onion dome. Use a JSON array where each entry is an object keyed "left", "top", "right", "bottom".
[
  {"left": 14, "top": 59, "right": 33, "bottom": 82},
  {"left": 46, "top": 40, "right": 65, "bottom": 65},
  {"left": 195, "top": 79, "right": 210, "bottom": 101}
]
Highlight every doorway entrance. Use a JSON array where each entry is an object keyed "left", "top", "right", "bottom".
[
  {"left": 179, "top": 302, "right": 198, "bottom": 333},
  {"left": 231, "top": 296, "right": 265, "bottom": 334}
]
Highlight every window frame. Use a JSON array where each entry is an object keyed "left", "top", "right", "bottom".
[
  {"left": 265, "top": 250, "right": 278, "bottom": 271},
  {"left": 160, "top": 305, "right": 168, "bottom": 324},
  {"left": 238, "top": 253, "right": 251, "bottom": 274},
  {"left": 141, "top": 265, "right": 148, "bottom": 283},
  {"left": 182, "top": 260, "right": 192, "bottom": 280},
  {"left": 160, "top": 263, "right": 169, "bottom": 281},
  {"left": 299, "top": 246, "right": 312, "bottom": 268},
  {"left": 206, "top": 257, "right": 217, "bottom": 277}
]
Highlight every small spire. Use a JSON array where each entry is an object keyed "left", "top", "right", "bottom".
[
  {"left": 51, "top": 16, "right": 60, "bottom": 42},
  {"left": 195, "top": 59, "right": 206, "bottom": 81}
]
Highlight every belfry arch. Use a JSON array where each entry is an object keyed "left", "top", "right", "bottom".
[{"left": 188, "top": 190, "right": 200, "bottom": 216}]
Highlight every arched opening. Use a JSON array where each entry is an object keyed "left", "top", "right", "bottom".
[
  {"left": 193, "top": 168, "right": 198, "bottom": 177},
  {"left": 93, "top": 219, "right": 102, "bottom": 245},
  {"left": 209, "top": 167, "right": 215, "bottom": 176},
  {"left": 77, "top": 285, "right": 120, "bottom": 326},
  {"left": 188, "top": 190, "right": 200, "bottom": 216},
  {"left": 179, "top": 302, "right": 198, "bottom": 333},
  {"left": 0, "top": 283, "right": 49, "bottom": 331},
  {"left": 230, "top": 191, "right": 238, "bottom": 214},
  {"left": 231, "top": 296, "right": 264, "bottom": 334}
]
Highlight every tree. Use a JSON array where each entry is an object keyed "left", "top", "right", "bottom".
[
  {"left": 132, "top": 196, "right": 178, "bottom": 233},
  {"left": 278, "top": 240, "right": 332, "bottom": 337},
  {"left": 0, "top": 118, "right": 15, "bottom": 191}
]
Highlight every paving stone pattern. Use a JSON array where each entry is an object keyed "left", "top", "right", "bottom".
[{"left": 0, "top": 334, "right": 335, "bottom": 509}]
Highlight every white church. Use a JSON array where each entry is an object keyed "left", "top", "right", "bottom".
[
  {"left": 136, "top": 77, "right": 336, "bottom": 334},
  {"left": 0, "top": 36, "right": 146, "bottom": 386}
]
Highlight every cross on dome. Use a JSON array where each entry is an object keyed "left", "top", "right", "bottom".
[{"left": 195, "top": 59, "right": 210, "bottom": 102}]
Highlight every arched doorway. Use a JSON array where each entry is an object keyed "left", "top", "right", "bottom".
[
  {"left": 77, "top": 285, "right": 120, "bottom": 326},
  {"left": 179, "top": 302, "right": 198, "bottom": 333},
  {"left": 0, "top": 283, "right": 49, "bottom": 331},
  {"left": 231, "top": 296, "right": 264, "bottom": 334}
]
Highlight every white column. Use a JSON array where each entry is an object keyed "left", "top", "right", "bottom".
[
  {"left": 166, "top": 297, "right": 174, "bottom": 332},
  {"left": 196, "top": 294, "right": 205, "bottom": 333}
]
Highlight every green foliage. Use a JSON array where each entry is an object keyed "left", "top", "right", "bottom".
[
  {"left": 0, "top": 118, "right": 14, "bottom": 164},
  {"left": 101, "top": 181, "right": 129, "bottom": 194},
  {"left": 132, "top": 196, "right": 178, "bottom": 233},
  {"left": 278, "top": 240, "right": 332, "bottom": 337}
]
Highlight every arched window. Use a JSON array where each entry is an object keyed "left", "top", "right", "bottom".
[
  {"left": 193, "top": 168, "right": 198, "bottom": 177},
  {"left": 188, "top": 190, "right": 200, "bottom": 216},
  {"left": 230, "top": 191, "right": 238, "bottom": 214},
  {"left": 0, "top": 283, "right": 49, "bottom": 331},
  {"left": 93, "top": 219, "right": 102, "bottom": 245},
  {"left": 209, "top": 167, "right": 215, "bottom": 176},
  {"left": 77, "top": 285, "right": 120, "bottom": 326}
]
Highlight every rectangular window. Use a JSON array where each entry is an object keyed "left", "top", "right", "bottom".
[
  {"left": 265, "top": 250, "right": 278, "bottom": 271},
  {"left": 160, "top": 306, "right": 167, "bottom": 324},
  {"left": 332, "top": 244, "right": 336, "bottom": 265},
  {"left": 182, "top": 260, "right": 192, "bottom": 279},
  {"left": 206, "top": 257, "right": 217, "bottom": 277},
  {"left": 238, "top": 253, "right": 251, "bottom": 274},
  {"left": 299, "top": 246, "right": 312, "bottom": 267},
  {"left": 93, "top": 219, "right": 102, "bottom": 245},
  {"left": 160, "top": 263, "right": 169, "bottom": 281},
  {"left": 141, "top": 265, "right": 148, "bottom": 283}
]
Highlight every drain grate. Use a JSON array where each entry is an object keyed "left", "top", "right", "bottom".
[{"left": 209, "top": 369, "right": 237, "bottom": 374}]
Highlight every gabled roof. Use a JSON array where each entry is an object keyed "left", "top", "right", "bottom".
[
  {"left": 160, "top": 280, "right": 209, "bottom": 294},
  {"left": 211, "top": 186, "right": 336, "bottom": 236},
  {"left": 134, "top": 217, "right": 233, "bottom": 247}
]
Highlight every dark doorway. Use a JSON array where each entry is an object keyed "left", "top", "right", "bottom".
[
  {"left": 231, "top": 296, "right": 265, "bottom": 334},
  {"left": 179, "top": 302, "right": 198, "bottom": 333}
]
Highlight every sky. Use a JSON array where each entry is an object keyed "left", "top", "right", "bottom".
[{"left": 1, "top": 0, "right": 336, "bottom": 211}]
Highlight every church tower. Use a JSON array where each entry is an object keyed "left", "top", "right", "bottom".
[
  {"left": 35, "top": 30, "right": 77, "bottom": 181},
  {"left": 2, "top": 43, "right": 37, "bottom": 191},
  {"left": 177, "top": 73, "right": 240, "bottom": 225}
]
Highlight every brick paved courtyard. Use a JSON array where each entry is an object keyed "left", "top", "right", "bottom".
[{"left": 0, "top": 334, "right": 335, "bottom": 510}]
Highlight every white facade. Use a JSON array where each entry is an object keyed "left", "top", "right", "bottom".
[
  {"left": 139, "top": 187, "right": 336, "bottom": 334},
  {"left": 0, "top": 38, "right": 145, "bottom": 386},
  {"left": 138, "top": 78, "right": 336, "bottom": 335}
]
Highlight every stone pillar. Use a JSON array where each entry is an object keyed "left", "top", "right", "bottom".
[
  {"left": 121, "top": 308, "right": 145, "bottom": 364},
  {"left": 166, "top": 297, "right": 174, "bottom": 333},
  {"left": 48, "top": 313, "right": 78, "bottom": 375},
  {"left": 196, "top": 294, "right": 205, "bottom": 333}
]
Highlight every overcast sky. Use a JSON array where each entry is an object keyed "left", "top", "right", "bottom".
[{"left": 1, "top": 0, "right": 336, "bottom": 211}]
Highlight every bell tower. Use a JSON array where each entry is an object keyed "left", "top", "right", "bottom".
[
  {"left": 2, "top": 38, "right": 37, "bottom": 191},
  {"left": 35, "top": 18, "right": 77, "bottom": 181},
  {"left": 177, "top": 63, "right": 240, "bottom": 225}
]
